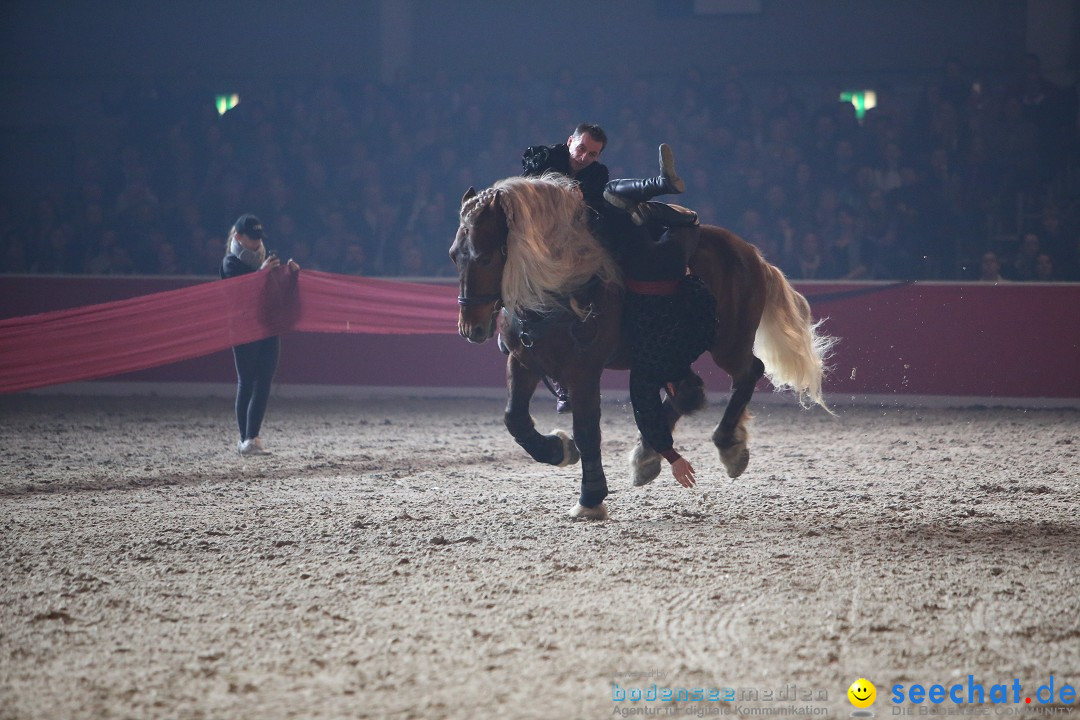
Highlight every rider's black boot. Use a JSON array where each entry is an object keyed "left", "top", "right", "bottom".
[
  {"left": 603, "top": 144, "right": 684, "bottom": 213},
  {"left": 625, "top": 201, "right": 700, "bottom": 228},
  {"left": 552, "top": 380, "right": 571, "bottom": 414}
]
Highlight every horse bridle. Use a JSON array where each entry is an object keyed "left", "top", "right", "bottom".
[{"left": 457, "top": 291, "right": 502, "bottom": 307}]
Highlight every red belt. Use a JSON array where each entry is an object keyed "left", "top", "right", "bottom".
[{"left": 627, "top": 279, "right": 679, "bottom": 296}]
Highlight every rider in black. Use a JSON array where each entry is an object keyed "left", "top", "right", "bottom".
[
  {"left": 521, "top": 123, "right": 613, "bottom": 212},
  {"left": 520, "top": 123, "right": 698, "bottom": 413}
]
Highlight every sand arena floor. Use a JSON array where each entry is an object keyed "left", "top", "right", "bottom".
[{"left": 1, "top": 393, "right": 1078, "bottom": 720}]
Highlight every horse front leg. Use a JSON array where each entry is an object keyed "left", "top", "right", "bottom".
[
  {"left": 712, "top": 356, "right": 765, "bottom": 478},
  {"left": 566, "top": 376, "right": 608, "bottom": 520},
  {"left": 504, "top": 354, "right": 580, "bottom": 467}
]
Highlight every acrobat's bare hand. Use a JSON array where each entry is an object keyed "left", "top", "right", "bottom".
[
  {"left": 286, "top": 258, "right": 300, "bottom": 272},
  {"left": 671, "top": 457, "right": 696, "bottom": 489}
]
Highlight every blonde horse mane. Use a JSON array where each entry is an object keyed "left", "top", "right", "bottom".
[{"left": 462, "top": 173, "right": 621, "bottom": 318}]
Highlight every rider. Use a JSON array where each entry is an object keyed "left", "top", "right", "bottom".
[
  {"left": 521, "top": 123, "right": 613, "bottom": 212},
  {"left": 521, "top": 122, "right": 693, "bottom": 227},
  {"left": 520, "top": 123, "right": 698, "bottom": 412}
]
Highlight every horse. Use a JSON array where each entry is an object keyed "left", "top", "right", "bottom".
[{"left": 450, "top": 173, "right": 834, "bottom": 520}]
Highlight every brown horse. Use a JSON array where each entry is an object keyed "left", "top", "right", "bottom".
[{"left": 450, "top": 174, "right": 834, "bottom": 520}]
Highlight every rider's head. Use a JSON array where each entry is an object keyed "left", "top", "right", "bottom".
[{"left": 566, "top": 123, "right": 607, "bottom": 175}]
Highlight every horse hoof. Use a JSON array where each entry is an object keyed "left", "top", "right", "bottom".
[
  {"left": 720, "top": 446, "right": 750, "bottom": 478},
  {"left": 715, "top": 424, "right": 749, "bottom": 478},
  {"left": 629, "top": 442, "right": 662, "bottom": 486},
  {"left": 554, "top": 430, "right": 580, "bottom": 467},
  {"left": 568, "top": 502, "right": 608, "bottom": 520}
]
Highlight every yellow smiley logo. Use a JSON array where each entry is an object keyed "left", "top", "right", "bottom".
[{"left": 848, "top": 678, "right": 876, "bottom": 708}]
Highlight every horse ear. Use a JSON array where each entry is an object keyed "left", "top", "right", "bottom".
[
  {"left": 462, "top": 187, "right": 477, "bottom": 205},
  {"left": 493, "top": 189, "right": 511, "bottom": 225}
]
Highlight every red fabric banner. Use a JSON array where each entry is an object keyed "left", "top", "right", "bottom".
[
  {"left": 0, "top": 270, "right": 460, "bottom": 394},
  {"left": 294, "top": 271, "right": 460, "bottom": 334}
]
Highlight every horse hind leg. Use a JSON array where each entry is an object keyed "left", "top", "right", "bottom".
[
  {"left": 629, "top": 441, "right": 662, "bottom": 487},
  {"left": 714, "top": 413, "right": 750, "bottom": 479},
  {"left": 629, "top": 372, "right": 707, "bottom": 487},
  {"left": 669, "top": 371, "right": 707, "bottom": 415},
  {"left": 713, "top": 357, "right": 765, "bottom": 478}
]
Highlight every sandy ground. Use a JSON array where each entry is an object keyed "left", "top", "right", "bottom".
[{"left": 1, "top": 392, "right": 1078, "bottom": 720}]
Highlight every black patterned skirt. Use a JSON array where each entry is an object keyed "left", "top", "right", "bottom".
[{"left": 624, "top": 275, "right": 717, "bottom": 383}]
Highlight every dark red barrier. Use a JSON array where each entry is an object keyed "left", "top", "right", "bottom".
[
  {"left": 801, "top": 282, "right": 1079, "bottom": 398},
  {"left": 1, "top": 275, "right": 1077, "bottom": 399}
]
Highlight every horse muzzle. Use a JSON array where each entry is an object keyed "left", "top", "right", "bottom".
[
  {"left": 460, "top": 323, "right": 492, "bottom": 344},
  {"left": 457, "top": 294, "right": 502, "bottom": 344}
]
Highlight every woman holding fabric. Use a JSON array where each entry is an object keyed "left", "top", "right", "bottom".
[{"left": 220, "top": 214, "right": 299, "bottom": 456}]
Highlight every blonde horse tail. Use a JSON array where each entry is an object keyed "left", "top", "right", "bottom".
[{"left": 753, "top": 262, "right": 837, "bottom": 413}]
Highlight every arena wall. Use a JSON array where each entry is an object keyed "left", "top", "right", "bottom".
[{"left": 2, "top": 275, "right": 1077, "bottom": 401}]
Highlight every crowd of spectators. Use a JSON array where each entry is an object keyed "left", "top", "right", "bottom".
[{"left": 2, "top": 53, "right": 1078, "bottom": 282}]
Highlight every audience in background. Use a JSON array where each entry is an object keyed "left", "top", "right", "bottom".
[
  {"left": 978, "top": 251, "right": 1007, "bottom": 282},
  {"left": 1006, "top": 232, "right": 1043, "bottom": 281},
  {"left": 1034, "top": 252, "right": 1058, "bottom": 281},
  {"left": 0, "top": 53, "right": 1076, "bottom": 281}
]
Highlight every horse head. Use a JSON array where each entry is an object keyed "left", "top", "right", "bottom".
[{"left": 450, "top": 186, "right": 509, "bottom": 343}]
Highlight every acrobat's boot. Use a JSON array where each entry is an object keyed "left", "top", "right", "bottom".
[
  {"left": 551, "top": 380, "right": 571, "bottom": 414},
  {"left": 603, "top": 143, "right": 685, "bottom": 213},
  {"left": 625, "top": 201, "right": 699, "bottom": 228}
]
